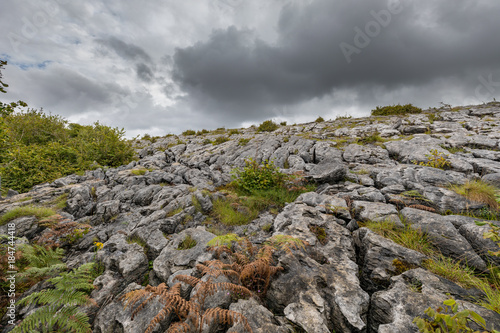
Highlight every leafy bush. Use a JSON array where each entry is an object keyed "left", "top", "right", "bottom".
[
  {"left": 315, "top": 116, "right": 325, "bottom": 123},
  {"left": 257, "top": 120, "right": 279, "bottom": 132},
  {"left": 413, "top": 298, "right": 497, "bottom": 333},
  {"left": 0, "top": 113, "right": 135, "bottom": 193},
  {"left": 182, "top": 129, "right": 196, "bottom": 136},
  {"left": 213, "top": 136, "right": 230, "bottom": 145},
  {"left": 371, "top": 104, "right": 422, "bottom": 116},
  {"left": 238, "top": 138, "right": 250, "bottom": 146},
  {"left": 232, "top": 159, "right": 285, "bottom": 193}
]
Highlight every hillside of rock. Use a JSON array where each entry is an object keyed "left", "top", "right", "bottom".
[{"left": 2, "top": 103, "right": 500, "bottom": 332}]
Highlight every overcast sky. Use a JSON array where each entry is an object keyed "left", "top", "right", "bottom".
[{"left": 1, "top": 0, "right": 500, "bottom": 137}]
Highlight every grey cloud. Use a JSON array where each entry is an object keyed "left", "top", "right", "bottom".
[
  {"left": 171, "top": 0, "right": 500, "bottom": 121},
  {"left": 97, "top": 36, "right": 152, "bottom": 63},
  {"left": 136, "top": 63, "right": 154, "bottom": 82}
]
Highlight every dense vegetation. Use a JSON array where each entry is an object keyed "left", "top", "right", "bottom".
[
  {"left": 371, "top": 103, "right": 423, "bottom": 116},
  {"left": 0, "top": 62, "right": 135, "bottom": 193}
]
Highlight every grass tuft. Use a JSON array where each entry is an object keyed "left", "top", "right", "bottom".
[
  {"left": 0, "top": 206, "right": 56, "bottom": 226},
  {"left": 450, "top": 180, "right": 499, "bottom": 210}
]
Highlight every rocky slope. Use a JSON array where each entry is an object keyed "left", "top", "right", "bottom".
[{"left": 3, "top": 103, "right": 500, "bottom": 332}]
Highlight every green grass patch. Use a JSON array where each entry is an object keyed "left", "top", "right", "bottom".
[
  {"left": 422, "top": 255, "right": 482, "bottom": 289},
  {"left": 130, "top": 168, "right": 147, "bottom": 176},
  {"left": 450, "top": 180, "right": 499, "bottom": 210},
  {"left": 51, "top": 193, "right": 69, "bottom": 210},
  {"left": 0, "top": 206, "right": 56, "bottom": 226},
  {"left": 126, "top": 235, "right": 147, "bottom": 252},
  {"left": 360, "top": 220, "right": 435, "bottom": 256},
  {"left": 177, "top": 234, "right": 197, "bottom": 250}
]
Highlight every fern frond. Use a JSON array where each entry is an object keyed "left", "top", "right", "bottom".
[
  {"left": 196, "top": 261, "right": 240, "bottom": 280},
  {"left": 408, "top": 204, "right": 436, "bottom": 212},
  {"left": 174, "top": 275, "right": 201, "bottom": 287},
  {"left": 10, "top": 304, "right": 91, "bottom": 333},
  {"left": 166, "top": 322, "right": 191, "bottom": 333},
  {"left": 17, "top": 263, "right": 66, "bottom": 281},
  {"left": 203, "top": 282, "right": 252, "bottom": 298},
  {"left": 18, "top": 244, "right": 65, "bottom": 267},
  {"left": 202, "top": 308, "right": 253, "bottom": 333}
]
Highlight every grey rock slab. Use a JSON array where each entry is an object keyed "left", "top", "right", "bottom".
[
  {"left": 0, "top": 216, "right": 39, "bottom": 240},
  {"left": 308, "top": 158, "right": 347, "bottom": 184},
  {"left": 370, "top": 268, "right": 500, "bottom": 332},
  {"left": 153, "top": 227, "right": 215, "bottom": 282},
  {"left": 93, "top": 283, "right": 165, "bottom": 333},
  {"left": 352, "top": 201, "right": 402, "bottom": 226},
  {"left": 353, "top": 228, "right": 427, "bottom": 293},
  {"left": 343, "top": 144, "right": 390, "bottom": 164},
  {"left": 482, "top": 172, "right": 500, "bottom": 187},
  {"left": 268, "top": 251, "right": 369, "bottom": 333},
  {"left": 422, "top": 186, "right": 483, "bottom": 214},
  {"left": 66, "top": 185, "right": 95, "bottom": 219},
  {"left": 467, "top": 157, "right": 500, "bottom": 175},
  {"left": 400, "top": 208, "right": 487, "bottom": 271},
  {"left": 97, "top": 234, "right": 148, "bottom": 282},
  {"left": 295, "top": 192, "right": 351, "bottom": 220},
  {"left": 271, "top": 203, "right": 369, "bottom": 332},
  {"left": 228, "top": 298, "right": 290, "bottom": 333}
]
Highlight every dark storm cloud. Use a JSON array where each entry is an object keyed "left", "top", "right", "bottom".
[
  {"left": 172, "top": 0, "right": 500, "bottom": 118},
  {"left": 97, "top": 36, "right": 152, "bottom": 63},
  {"left": 136, "top": 63, "right": 154, "bottom": 82}
]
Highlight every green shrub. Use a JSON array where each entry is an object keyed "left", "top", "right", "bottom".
[
  {"left": 182, "top": 129, "right": 196, "bottom": 136},
  {"left": 413, "top": 149, "right": 451, "bottom": 170},
  {"left": 229, "top": 129, "right": 240, "bottom": 135},
  {"left": 371, "top": 104, "right": 422, "bottom": 116},
  {"left": 212, "top": 136, "right": 230, "bottom": 145},
  {"left": 280, "top": 121, "right": 287, "bottom": 126},
  {"left": 0, "top": 111, "right": 135, "bottom": 193},
  {"left": 196, "top": 129, "right": 210, "bottom": 136},
  {"left": 257, "top": 120, "right": 279, "bottom": 132},
  {"left": 202, "top": 138, "right": 212, "bottom": 145},
  {"left": 413, "top": 298, "right": 496, "bottom": 333},
  {"left": 238, "top": 138, "right": 250, "bottom": 146},
  {"left": 232, "top": 159, "right": 285, "bottom": 193},
  {"left": 315, "top": 116, "right": 325, "bottom": 123}
]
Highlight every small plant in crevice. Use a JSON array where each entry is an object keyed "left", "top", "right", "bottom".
[
  {"left": 412, "top": 149, "right": 451, "bottom": 170},
  {"left": 309, "top": 225, "right": 327, "bottom": 245},
  {"left": 178, "top": 234, "right": 197, "bottom": 250}
]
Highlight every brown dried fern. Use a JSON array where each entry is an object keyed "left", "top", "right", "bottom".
[
  {"left": 202, "top": 308, "right": 252, "bottom": 333},
  {"left": 408, "top": 204, "right": 436, "bottom": 212}
]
